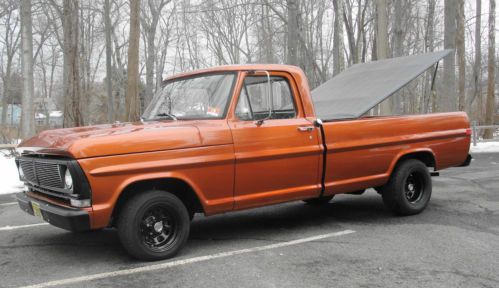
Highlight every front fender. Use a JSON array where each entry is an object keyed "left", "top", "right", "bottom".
[{"left": 78, "top": 144, "right": 235, "bottom": 229}]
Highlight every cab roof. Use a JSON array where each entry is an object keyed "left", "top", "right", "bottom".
[{"left": 165, "top": 64, "right": 304, "bottom": 81}]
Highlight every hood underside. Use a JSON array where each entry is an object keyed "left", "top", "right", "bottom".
[{"left": 311, "top": 50, "right": 453, "bottom": 120}]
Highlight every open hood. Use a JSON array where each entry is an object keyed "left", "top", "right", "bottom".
[{"left": 311, "top": 50, "right": 453, "bottom": 120}]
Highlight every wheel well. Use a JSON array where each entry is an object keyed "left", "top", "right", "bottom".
[
  {"left": 111, "top": 178, "right": 204, "bottom": 226},
  {"left": 396, "top": 151, "right": 436, "bottom": 170}
]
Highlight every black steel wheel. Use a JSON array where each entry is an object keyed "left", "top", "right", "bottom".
[
  {"left": 404, "top": 173, "right": 424, "bottom": 203},
  {"left": 140, "top": 204, "right": 178, "bottom": 252},
  {"left": 380, "top": 159, "right": 432, "bottom": 215},
  {"left": 118, "top": 190, "right": 190, "bottom": 261}
]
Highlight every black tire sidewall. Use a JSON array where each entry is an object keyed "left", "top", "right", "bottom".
[{"left": 118, "top": 190, "right": 190, "bottom": 261}]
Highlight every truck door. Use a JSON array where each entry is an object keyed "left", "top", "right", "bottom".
[{"left": 228, "top": 71, "right": 322, "bottom": 210}]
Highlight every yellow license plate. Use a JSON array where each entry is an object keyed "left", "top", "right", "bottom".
[{"left": 31, "top": 202, "right": 42, "bottom": 218}]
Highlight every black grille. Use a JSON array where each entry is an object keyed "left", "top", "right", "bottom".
[
  {"left": 19, "top": 160, "right": 36, "bottom": 183},
  {"left": 19, "top": 159, "right": 64, "bottom": 189}
]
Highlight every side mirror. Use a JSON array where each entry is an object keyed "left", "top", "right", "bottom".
[
  {"left": 314, "top": 119, "right": 323, "bottom": 127},
  {"left": 249, "top": 70, "right": 273, "bottom": 126}
]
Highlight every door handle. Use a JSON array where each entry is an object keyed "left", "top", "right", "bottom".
[{"left": 297, "top": 126, "right": 314, "bottom": 132}]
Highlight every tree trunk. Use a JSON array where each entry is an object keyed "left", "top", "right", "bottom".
[
  {"left": 263, "top": 4, "right": 274, "bottom": 63},
  {"left": 286, "top": 0, "right": 298, "bottom": 66},
  {"left": 1, "top": 7, "right": 20, "bottom": 127},
  {"left": 1, "top": 70, "right": 10, "bottom": 126},
  {"left": 62, "top": 0, "right": 82, "bottom": 127},
  {"left": 332, "top": 0, "right": 345, "bottom": 76},
  {"left": 20, "top": 0, "right": 35, "bottom": 139},
  {"left": 484, "top": 0, "right": 496, "bottom": 139},
  {"left": 375, "top": 0, "right": 388, "bottom": 60},
  {"left": 392, "top": 0, "right": 404, "bottom": 57},
  {"left": 392, "top": 0, "right": 405, "bottom": 114},
  {"left": 124, "top": 0, "right": 141, "bottom": 122},
  {"left": 441, "top": 0, "right": 457, "bottom": 112},
  {"left": 424, "top": 0, "right": 436, "bottom": 113},
  {"left": 145, "top": 29, "right": 155, "bottom": 107},
  {"left": 353, "top": 0, "right": 364, "bottom": 64},
  {"left": 470, "top": 0, "right": 482, "bottom": 119},
  {"left": 143, "top": 0, "right": 169, "bottom": 107},
  {"left": 456, "top": 0, "right": 466, "bottom": 111},
  {"left": 376, "top": 0, "right": 391, "bottom": 115},
  {"left": 104, "top": 0, "right": 114, "bottom": 123}
]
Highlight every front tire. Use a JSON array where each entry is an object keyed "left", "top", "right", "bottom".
[
  {"left": 117, "top": 190, "right": 190, "bottom": 261},
  {"left": 380, "top": 159, "right": 432, "bottom": 215}
]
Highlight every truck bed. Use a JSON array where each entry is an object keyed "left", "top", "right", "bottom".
[{"left": 320, "top": 112, "right": 471, "bottom": 195}]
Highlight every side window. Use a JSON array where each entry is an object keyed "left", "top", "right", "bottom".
[{"left": 235, "top": 76, "right": 297, "bottom": 121}]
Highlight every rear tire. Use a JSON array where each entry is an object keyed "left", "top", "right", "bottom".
[
  {"left": 303, "top": 195, "right": 334, "bottom": 205},
  {"left": 117, "top": 190, "right": 190, "bottom": 261},
  {"left": 380, "top": 159, "right": 432, "bottom": 215}
]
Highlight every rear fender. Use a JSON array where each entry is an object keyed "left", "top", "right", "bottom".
[{"left": 388, "top": 149, "right": 437, "bottom": 176}]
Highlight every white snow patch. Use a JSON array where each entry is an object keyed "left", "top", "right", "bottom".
[
  {"left": 50, "top": 110, "right": 63, "bottom": 117},
  {"left": 35, "top": 113, "right": 47, "bottom": 119},
  {"left": 0, "top": 154, "right": 23, "bottom": 195},
  {"left": 470, "top": 141, "right": 499, "bottom": 153}
]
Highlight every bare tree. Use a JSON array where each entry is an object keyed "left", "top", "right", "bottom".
[
  {"left": 257, "top": 3, "right": 275, "bottom": 63},
  {"left": 63, "top": 0, "right": 82, "bottom": 127},
  {"left": 20, "top": 0, "right": 35, "bottom": 138},
  {"left": 200, "top": 0, "right": 255, "bottom": 65},
  {"left": 456, "top": 0, "right": 465, "bottom": 111},
  {"left": 392, "top": 0, "right": 404, "bottom": 58},
  {"left": 484, "top": 0, "right": 496, "bottom": 139},
  {"left": 124, "top": 0, "right": 141, "bottom": 122},
  {"left": 104, "top": 0, "right": 114, "bottom": 122},
  {"left": 141, "top": 0, "right": 170, "bottom": 106},
  {"left": 0, "top": 1, "right": 20, "bottom": 126},
  {"left": 332, "top": 0, "right": 345, "bottom": 76},
  {"left": 79, "top": 2, "right": 105, "bottom": 125},
  {"left": 424, "top": 0, "right": 436, "bottom": 113},
  {"left": 375, "top": 0, "right": 387, "bottom": 60},
  {"left": 343, "top": 0, "right": 368, "bottom": 65},
  {"left": 286, "top": 0, "right": 299, "bottom": 65},
  {"left": 440, "top": 0, "right": 457, "bottom": 112},
  {"left": 392, "top": 0, "right": 406, "bottom": 115},
  {"left": 376, "top": 0, "right": 390, "bottom": 115},
  {"left": 469, "top": 0, "right": 482, "bottom": 117},
  {"left": 0, "top": 0, "right": 497, "bottom": 132},
  {"left": 110, "top": 0, "right": 129, "bottom": 118}
]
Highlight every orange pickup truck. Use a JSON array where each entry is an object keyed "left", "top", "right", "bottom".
[{"left": 15, "top": 51, "right": 471, "bottom": 260}]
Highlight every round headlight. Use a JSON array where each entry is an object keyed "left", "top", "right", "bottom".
[
  {"left": 64, "top": 169, "right": 73, "bottom": 190},
  {"left": 18, "top": 165, "right": 24, "bottom": 179}
]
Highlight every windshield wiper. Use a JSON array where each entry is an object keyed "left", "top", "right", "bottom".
[{"left": 154, "top": 113, "right": 178, "bottom": 121}]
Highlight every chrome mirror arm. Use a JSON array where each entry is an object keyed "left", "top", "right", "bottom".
[{"left": 249, "top": 70, "right": 272, "bottom": 126}]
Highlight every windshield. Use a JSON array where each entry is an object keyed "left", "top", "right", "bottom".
[{"left": 142, "top": 73, "right": 236, "bottom": 120}]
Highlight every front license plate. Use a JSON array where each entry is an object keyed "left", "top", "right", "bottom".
[{"left": 31, "top": 202, "right": 42, "bottom": 218}]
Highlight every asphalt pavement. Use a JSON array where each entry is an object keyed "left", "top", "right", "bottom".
[{"left": 0, "top": 153, "right": 498, "bottom": 288}]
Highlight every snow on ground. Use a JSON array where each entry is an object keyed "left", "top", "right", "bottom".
[
  {"left": 0, "top": 154, "right": 23, "bottom": 195},
  {"left": 470, "top": 142, "right": 499, "bottom": 153}
]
